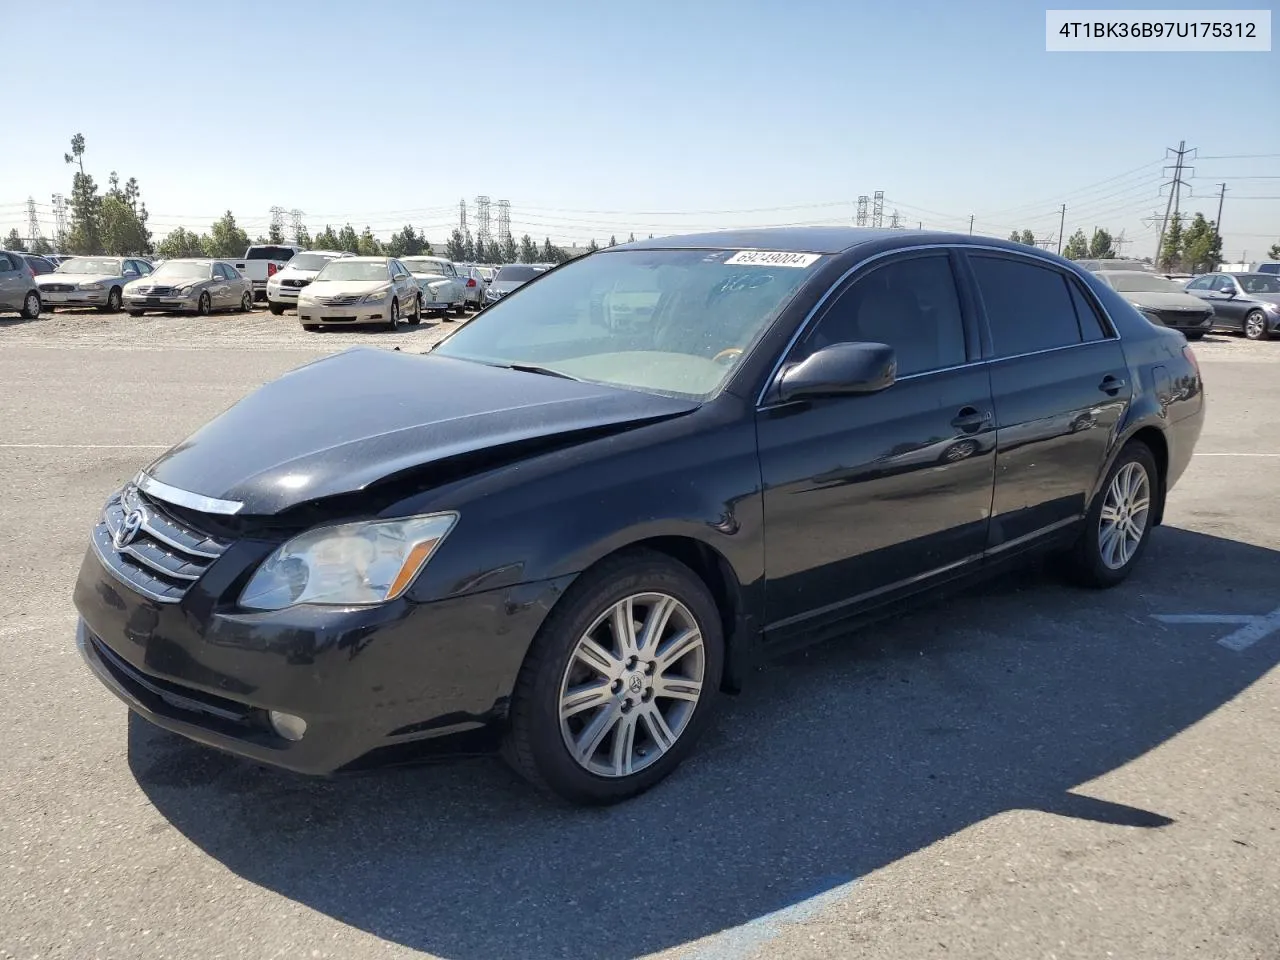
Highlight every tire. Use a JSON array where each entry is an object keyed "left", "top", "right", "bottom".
[
  {"left": 197, "top": 292, "right": 211, "bottom": 316},
  {"left": 101, "top": 286, "right": 122, "bottom": 313},
  {"left": 302, "top": 323, "right": 320, "bottom": 331},
  {"left": 407, "top": 294, "right": 421, "bottom": 326},
  {"left": 241, "top": 292, "right": 254, "bottom": 313},
  {"left": 1184, "top": 331, "right": 1205, "bottom": 341},
  {"left": 385, "top": 297, "right": 399, "bottom": 331},
  {"left": 20, "top": 291, "right": 41, "bottom": 319},
  {"left": 1243, "top": 309, "right": 1270, "bottom": 341},
  {"left": 503, "top": 548, "right": 724, "bottom": 805},
  {"left": 453, "top": 300, "right": 466, "bottom": 317},
  {"left": 268, "top": 302, "right": 285, "bottom": 315},
  {"left": 126, "top": 310, "right": 144, "bottom": 318},
  {"left": 1062, "top": 441, "right": 1159, "bottom": 588}
]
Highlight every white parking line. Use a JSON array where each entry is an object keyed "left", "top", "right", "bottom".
[
  {"left": 0, "top": 443, "right": 169, "bottom": 449},
  {"left": 1195, "top": 453, "right": 1280, "bottom": 458},
  {"left": 1153, "top": 607, "right": 1280, "bottom": 652}
]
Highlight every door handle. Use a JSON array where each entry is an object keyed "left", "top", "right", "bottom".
[
  {"left": 1098, "top": 375, "right": 1126, "bottom": 395},
  {"left": 951, "top": 407, "right": 991, "bottom": 432}
]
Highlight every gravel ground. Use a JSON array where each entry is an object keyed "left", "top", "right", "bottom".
[{"left": 1, "top": 318, "right": 1278, "bottom": 960}]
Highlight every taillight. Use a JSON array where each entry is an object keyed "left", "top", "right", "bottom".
[
  {"left": 267, "top": 262, "right": 278, "bottom": 278},
  {"left": 1182, "top": 343, "right": 1200, "bottom": 378},
  {"left": 466, "top": 278, "right": 476, "bottom": 288}
]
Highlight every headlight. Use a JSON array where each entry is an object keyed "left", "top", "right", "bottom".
[
  {"left": 80, "top": 282, "right": 105, "bottom": 290},
  {"left": 238, "top": 513, "right": 458, "bottom": 610},
  {"left": 176, "top": 283, "right": 197, "bottom": 294},
  {"left": 1263, "top": 302, "right": 1280, "bottom": 314},
  {"left": 363, "top": 287, "right": 391, "bottom": 303}
]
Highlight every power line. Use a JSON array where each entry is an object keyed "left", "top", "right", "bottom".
[{"left": 1155, "top": 140, "right": 1194, "bottom": 264}]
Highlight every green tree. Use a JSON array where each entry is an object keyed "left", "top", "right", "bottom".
[
  {"left": 1020, "top": 229, "right": 1036, "bottom": 246},
  {"left": 31, "top": 236, "right": 52, "bottom": 255},
  {"left": 100, "top": 172, "right": 151, "bottom": 254},
  {"left": 607, "top": 235, "right": 617, "bottom": 247},
  {"left": 313, "top": 225, "right": 339, "bottom": 250},
  {"left": 627, "top": 232, "right": 635, "bottom": 243},
  {"left": 519, "top": 234, "right": 539, "bottom": 263},
  {"left": 295, "top": 225, "right": 312, "bottom": 249},
  {"left": 1062, "top": 229, "right": 1089, "bottom": 260},
  {"left": 66, "top": 171, "right": 102, "bottom": 254},
  {"left": 156, "top": 227, "right": 206, "bottom": 259},
  {"left": 268, "top": 220, "right": 285, "bottom": 244},
  {"left": 1267, "top": 240, "right": 1280, "bottom": 260},
  {"left": 335, "top": 224, "right": 360, "bottom": 254},
  {"left": 1181, "top": 213, "right": 1222, "bottom": 274},
  {"left": 445, "top": 229, "right": 466, "bottom": 261},
  {"left": 357, "top": 226, "right": 382, "bottom": 256},
  {"left": 64, "top": 132, "right": 86, "bottom": 175},
  {"left": 5, "top": 228, "right": 26, "bottom": 251},
  {"left": 500, "top": 233, "right": 518, "bottom": 263},
  {"left": 386, "top": 224, "right": 424, "bottom": 258},
  {"left": 206, "top": 210, "right": 250, "bottom": 258},
  {"left": 586, "top": 239, "right": 600, "bottom": 253},
  {"left": 1158, "top": 214, "right": 1184, "bottom": 271},
  {"left": 1088, "top": 228, "right": 1116, "bottom": 259},
  {"left": 1008, "top": 230, "right": 1020, "bottom": 243}
]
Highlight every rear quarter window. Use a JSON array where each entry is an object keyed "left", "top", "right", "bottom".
[{"left": 970, "top": 255, "right": 1084, "bottom": 357}]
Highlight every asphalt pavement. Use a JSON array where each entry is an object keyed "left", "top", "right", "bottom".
[{"left": 1, "top": 312, "right": 1277, "bottom": 960}]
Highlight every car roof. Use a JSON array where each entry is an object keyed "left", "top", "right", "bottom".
[
  {"left": 341, "top": 256, "right": 392, "bottom": 262},
  {"left": 402, "top": 254, "right": 448, "bottom": 261},
  {"left": 618, "top": 226, "right": 1053, "bottom": 257},
  {"left": 1093, "top": 270, "right": 1167, "bottom": 278}
]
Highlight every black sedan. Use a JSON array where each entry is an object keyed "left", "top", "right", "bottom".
[
  {"left": 1184, "top": 272, "right": 1280, "bottom": 340},
  {"left": 73, "top": 228, "right": 1205, "bottom": 805}
]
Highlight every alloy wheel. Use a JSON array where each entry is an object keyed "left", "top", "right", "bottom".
[
  {"left": 1097, "top": 460, "right": 1151, "bottom": 570},
  {"left": 1244, "top": 311, "right": 1266, "bottom": 340},
  {"left": 558, "top": 592, "right": 705, "bottom": 778}
]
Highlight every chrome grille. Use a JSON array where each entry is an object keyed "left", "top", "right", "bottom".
[
  {"left": 1151, "top": 307, "right": 1211, "bottom": 326},
  {"left": 43, "top": 283, "right": 75, "bottom": 293},
  {"left": 317, "top": 294, "right": 360, "bottom": 305},
  {"left": 91, "top": 484, "right": 231, "bottom": 604},
  {"left": 283, "top": 278, "right": 308, "bottom": 288}
]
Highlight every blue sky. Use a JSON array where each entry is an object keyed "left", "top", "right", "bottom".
[{"left": 4, "top": 0, "right": 1277, "bottom": 258}]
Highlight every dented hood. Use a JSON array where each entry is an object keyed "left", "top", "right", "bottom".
[{"left": 142, "top": 348, "right": 698, "bottom": 515}]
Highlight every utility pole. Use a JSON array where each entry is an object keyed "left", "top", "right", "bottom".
[
  {"left": 968, "top": 214, "right": 974, "bottom": 235},
  {"left": 918, "top": 221, "right": 923, "bottom": 230},
  {"left": 475, "top": 196, "right": 491, "bottom": 246},
  {"left": 871, "top": 191, "right": 884, "bottom": 229},
  {"left": 459, "top": 198, "right": 467, "bottom": 233},
  {"left": 288, "top": 209, "right": 305, "bottom": 243},
  {"left": 26, "top": 197, "right": 41, "bottom": 249},
  {"left": 855, "top": 195, "right": 868, "bottom": 227},
  {"left": 1155, "top": 140, "right": 1194, "bottom": 266},
  {"left": 1057, "top": 203, "right": 1066, "bottom": 254},
  {"left": 496, "top": 200, "right": 511, "bottom": 241},
  {"left": 1214, "top": 182, "right": 1226, "bottom": 257},
  {"left": 269, "top": 206, "right": 286, "bottom": 244},
  {"left": 51, "top": 194, "right": 67, "bottom": 250}
]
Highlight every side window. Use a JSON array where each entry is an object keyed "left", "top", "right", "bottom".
[
  {"left": 970, "top": 255, "right": 1083, "bottom": 357},
  {"left": 1212, "top": 275, "right": 1236, "bottom": 293},
  {"left": 1186, "top": 276, "right": 1211, "bottom": 290},
  {"left": 0, "top": 254, "right": 14, "bottom": 272},
  {"left": 1066, "top": 280, "right": 1109, "bottom": 341},
  {"left": 796, "top": 254, "right": 968, "bottom": 377},
  {"left": 218, "top": 264, "right": 233, "bottom": 280},
  {"left": 137, "top": 260, "right": 152, "bottom": 275}
]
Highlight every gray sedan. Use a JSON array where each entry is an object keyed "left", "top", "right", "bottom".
[
  {"left": 36, "top": 256, "right": 152, "bottom": 312},
  {"left": 123, "top": 258, "right": 254, "bottom": 316},
  {"left": 1185, "top": 272, "right": 1280, "bottom": 340}
]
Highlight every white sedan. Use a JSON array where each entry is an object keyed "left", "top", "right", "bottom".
[
  {"left": 295, "top": 256, "right": 423, "bottom": 331},
  {"left": 401, "top": 256, "right": 467, "bottom": 317}
]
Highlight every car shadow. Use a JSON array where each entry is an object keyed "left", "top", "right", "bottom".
[{"left": 129, "top": 525, "right": 1280, "bottom": 959}]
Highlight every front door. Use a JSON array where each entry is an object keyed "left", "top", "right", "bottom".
[
  {"left": 757, "top": 251, "right": 996, "bottom": 645},
  {"left": 963, "top": 252, "right": 1132, "bottom": 550},
  {"left": 0, "top": 253, "right": 21, "bottom": 310}
]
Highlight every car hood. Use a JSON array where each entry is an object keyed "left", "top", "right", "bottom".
[
  {"left": 141, "top": 347, "right": 698, "bottom": 514},
  {"left": 274, "top": 267, "right": 323, "bottom": 281},
  {"left": 1120, "top": 290, "right": 1210, "bottom": 310},
  {"left": 39, "top": 273, "right": 119, "bottom": 286},
  {"left": 299, "top": 279, "right": 386, "bottom": 297}
]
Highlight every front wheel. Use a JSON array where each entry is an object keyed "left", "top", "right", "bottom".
[
  {"left": 385, "top": 297, "right": 399, "bottom": 331},
  {"left": 197, "top": 292, "right": 211, "bottom": 316},
  {"left": 503, "top": 549, "right": 724, "bottom": 805},
  {"left": 407, "top": 294, "right": 422, "bottom": 325},
  {"left": 1183, "top": 331, "right": 1205, "bottom": 341},
  {"left": 1243, "top": 310, "right": 1270, "bottom": 341},
  {"left": 100, "top": 287, "right": 122, "bottom": 313},
  {"left": 240, "top": 292, "right": 254, "bottom": 313},
  {"left": 20, "top": 291, "right": 41, "bottom": 319},
  {"left": 1062, "top": 442, "right": 1158, "bottom": 588}
]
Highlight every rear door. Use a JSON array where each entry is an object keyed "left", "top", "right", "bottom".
[
  {"left": 0, "top": 253, "right": 21, "bottom": 310},
  {"left": 963, "top": 251, "right": 1131, "bottom": 553},
  {"left": 757, "top": 250, "right": 996, "bottom": 643}
]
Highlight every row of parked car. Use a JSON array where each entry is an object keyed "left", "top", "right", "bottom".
[{"left": 0, "top": 245, "right": 555, "bottom": 330}]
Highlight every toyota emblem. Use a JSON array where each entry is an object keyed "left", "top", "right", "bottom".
[{"left": 114, "top": 509, "right": 144, "bottom": 550}]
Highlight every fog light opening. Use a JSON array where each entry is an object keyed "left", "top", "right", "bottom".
[{"left": 268, "top": 710, "right": 307, "bottom": 741}]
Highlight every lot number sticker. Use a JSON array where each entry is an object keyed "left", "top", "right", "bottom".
[{"left": 724, "top": 251, "right": 820, "bottom": 268}]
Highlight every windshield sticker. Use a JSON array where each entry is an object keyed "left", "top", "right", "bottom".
[{"left": 724, "top": 251, "right": 820, "bottom": 268}]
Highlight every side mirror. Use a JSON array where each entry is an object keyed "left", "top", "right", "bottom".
[{"left": 778, "top": 342, "right": 896, "bottom": 402}]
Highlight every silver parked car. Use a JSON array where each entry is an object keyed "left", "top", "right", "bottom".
[
  {"left": 123, "top": 258, "right": 254, "bottom": 316},
  {"left": 295, "top": 256, "right": 423, "bottom": 331},
  {"left": 451, "top": 262, "right": 489, "bottom": 309},
  {"left": 0, "top": 250, "right": 41, "bottom": 318},
  {"left": 37, "top": 256, "right": 152, "bottom": 312}
]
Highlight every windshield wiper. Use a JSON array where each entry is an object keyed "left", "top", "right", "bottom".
[{"left": 503, "top": 363, "right": 579, "bottom": 380}]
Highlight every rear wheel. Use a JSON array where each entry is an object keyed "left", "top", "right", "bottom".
[
  {"left": 1062, "top": 442, "right": 1158, "bottom": 588},
  {"left": 1243, "top": 309, "right": 1270, "bottom": 341},
  {"left": 126, "top": 309, "right": 144, "bottom": 318},
  {"left": 503, "top": 549, "right": 723, "bottom": 805},
  {"left": 269, "top": 302, "right": 285, "bottom": 315},
  {"left": 302, "top": 323, "right": 320, "bottom": 331},
  {"left": 21, "top": 291, "right": 41, "bottom": 319}
]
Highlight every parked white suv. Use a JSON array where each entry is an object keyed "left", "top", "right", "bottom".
[
  {"left": 230, "top": 244, "right": 303, "bottom": 301},
  {"left": 266, "top": 250, "right": 352, "bottom": 314}
]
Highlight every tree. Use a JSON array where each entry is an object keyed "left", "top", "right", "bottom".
[
  {"left": 313, "top": 225, "right": 339, "bottom": 250},
  {"left": 586, "top": 239, "right": 600, "bottom": 253},
  {"left": 1181, "top": 213, "right": 1222, "bottom": 274},
  {"left": 66, "top": 169, "right": 102, "bottom": 254},
  {"left": 627, "top": 232, "right": 635, "bottom": 243},
  {"left": 100, "top": 172, "right": 151, "bottom": 255},
  {"left": 387, "top": 224, "right": 424, "bottom": 258},
  {"left": 1268, "top": 241, "right": 1280, "bottom": 260},
  {"left": 295, "top": 225, "right": 312, "bottom": 249},
  {"left": 357, "top": 226, "right": 382, "bottom": 256},
  {"left": 1088, "top": 228, "right": 1116, "bottom": 259},
  {"left": 519, "top": 234, "right": 539, "bottom": 263},
  {"left": 333, "top": 224, "right": 358, "bottom": 254},
  {"left": 1158, "top": 214, "right": 1184, "bottom": 271},
  {"left": 64, "top": 133, "right": 86, "bottom": 175},
  {"left": 1062, "top": 229, "right": 1088, "bottom": 260},
  {"left": 268, "top": 220, "right": 285, "bottom": 244},
  {"left": 1020, "top": 229, "right": 1036, "bottom": 246},
  {"left": 1008, "top": 230, "right": 1021, "bottom": 243},
  {"left": 4, "top": 228, "right": 26, "bottom": 251},
  {"left": 156, "top": 227, "right": 206, "bottom": 259},
  {"left": 607, "top": 235, "right": 617, "bottom": 247},
  {"left": 445, "top": 228, "right": 467, "bottom": 262},
  {"left": 499, "top": 233, "right": 518, "bottom": 264},
  {"left": 206, "top": 210, "right": 250, "bottom": 258},
  {"left": 462, "top": 230, "right": 476, "bottom": 262},
  {"left": 30, "top": 236, "right": 52, "bottom": 256}
]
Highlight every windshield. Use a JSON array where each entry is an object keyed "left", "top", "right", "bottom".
[
  {"left": 402, "top": 258, "right": 447, "bottom": 276},
  {"left": 314, "top": 260, "right": 389, "bottom": 282},
  {"left": 432, "top": 248, "right": 822, "bottom": 399},
  {"left": 287, "top": 253, "right": 341, "bottom": 271},
  {"left": 495, "top": 265, "right": 541, "bottom": 282},
  {"left": 151, "top": 261, "right": 211, "bottom": 280},
  {"left": 1239, "top": 274, "right": 1280, "bottom": 294},
  {"left": 57, "top": 257, "right": 123, "bottom": 275},
  {"left": 1106, "top": 273, "right": 1188, "bottom": 294}
]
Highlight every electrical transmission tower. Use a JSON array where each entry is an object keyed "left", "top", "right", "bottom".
[
  {"left": 288, "top": 209, "right": 305, "bottom": 243},
  {"left": 1114, "top": 229, "right": 1131, "bottom": 255},
  {"left": 1155, "top": 141, "right": 1195, "bottom": 264},
  {"left": 269, "top": 206, "right": 286, "bottom": 243},
  {"left": 855, "top": 195, "right": 869, "bottom": 227},
  {"left": 474, "top": 196, "right": 491, "bottom": 245},
  {"left": 51, "top": 194, "right": 68, "bottom": 250},
  {"left": 496, "top": 200, "right": 510, "bottom": 240},
  {"left": 871, "top": 191, "right": 884, "bottom": 229},
  {"left": 459, "top": 198, "right": 468, "bottom": 232},
  {"left": 26, "top": 197, "right": 42, "bottom": 248},
  {"left": 889, "top": 209, "right": 902, "bottom": 229}
]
